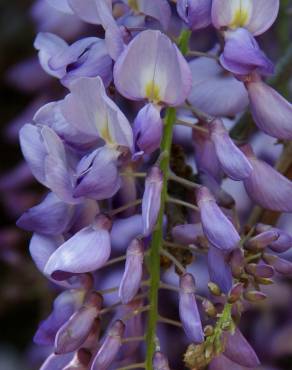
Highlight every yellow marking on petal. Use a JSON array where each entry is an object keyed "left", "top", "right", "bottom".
[
  {"left": 128, "top": 0, "right": 139, "bottom": 12},
  {"left": 230, "top": 7, "right": 249, "bottom": 28},
  {"left": 100, "top": 121, "right": 114, "bottom": 146},
  {"left": 145, "top": 81, "right": 161, "bottom": 104}
]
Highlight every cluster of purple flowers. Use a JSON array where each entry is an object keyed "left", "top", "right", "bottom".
[{"left": 10, "top": 0, "right": 292, "bottom": 369}]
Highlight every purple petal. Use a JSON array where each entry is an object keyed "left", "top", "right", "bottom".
[
  {"left": 179, "top": 273, "right": 204, "bottom": 343},
  {"left": 29, "top": 233, "right": 63, "bottom": 273},
  {"left": 172, "top": 223, "right": 204, "bottom": 245},
  {"left": 17, "top": 192, "right": 74, "bottom": 235},
  {"left": 34, "top": 32, "right": 68, "bottom": 78},
  {"left": 209, "top": 354, "right": 246, "bottom": 370},
  {"left": 119, "top": 238, "right": 144, "bottom": 304},
  {"left": 256, "top": 223, "right": 292, "bottom": 253},
  {"left": 188, "top": 54, "right": 249, "bottom": 117},
  {"left": 220, "top": 28, "right": 274, "bottom": 76},
  {"left": 153, "top": 351, "right": 170, "bottom": 370},
  {"left": 40, "top": 353, "right": 73, "bottom": 370},
  {"left": 245, "top": 0, "right": 279, "bottom": 36},
  {"left": 246, "top": 78, "right": 292, "bottom": 140},
  {"left": 47, "top": 0, "right": 74, "bottom": 14},
  {"left": 91, "top": 320, "right": 125, "bottom": 370},
  {"left": 200, "top": 172, "right": 235, "bottom": 208},
  {"left": 224, "top": 328, "right": 260, "bottom": 367},
  {"left": 61, "top": 76, "right": 133, "bottom": 149},
  {"left": 245, "top": 230, "right": 279, "bottom": 251},
  {"left": 210, "top": 119, "right": 253, "bottom": 180},
  {"left": 19, "top": 123, "right": 47, "bottom": 185},
  {"left": 111, "top": 215, "right": 143, "bottom": 252},
  {"left": 74, "top": 147, "right": 121, "bottom": 200},
  {"left": 44, "top": 215, "right": 112, "bottom": 279},
  {"left": 63, "top": 349, "right": 91, "bottom": 370},
  {"left": 35, "top": 288, "right": 86, "bottom": 346},
  {"left": 197, "top": 187, "right": 240, "bottom": 251},
  {"left": 192, "top": 128, "right": 223, "bottom": 182},
  {"left": 264, "top": 254, "right": 292, "bottom": 276},
  {"left": 114, "top": 30, "right": 192, "bottom": 106},
  {"left": 68, "top": 0, "right": 111, "bottom": 25},
  {"left": 134, "top": 103, "right": 163, "bottom": 155},
  {"left": 208, "top": 245, "right": 232, "bottom": 294},
  {"left": 242, "top": 145, "right": 292, "bottom": 212},
  {"left": 177, "top": 0, "right": 212, "bottom": 31},
  {"left": 142, "top": 166, "right": 163, "bottom": 236},
  {"left": 211, "top": 0, "right": 279, "bottom": 36},
  {"left": 138, "top": 0, "right": 171, "bottom": 30},
  {"left": 55, "top": 292, "right": 102, "bottom": 354}
]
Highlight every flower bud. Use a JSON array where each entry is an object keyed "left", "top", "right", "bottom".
[
  {"left": 246, "top": 78, "right": 292, "bottom": 140},
  {"left": 202, "top": 299, "right": 217, "bottom": 318},
  {"left": 230, "top": 248, "right": 245, "bottom": 278},
  {"left": 228, "top": 283, "right": 243, "bottom": 304},
  {"left": 204, "top": 325, "right": 214, "bottom": 337},
  {"left": 179, "top": 273, "right": 204, "bottom": 343},
  {"left": 256, "top": 223, "right": 292, "bottom": 253},
  {"left": 197, "top": 187, "right": 240, "bottom": 251},
  {"left": 142, "top": 166, "right": 163, "bottom": 236},
  {"left": 91, "top": 320, "right": 125, "bottom": 370},
  {"left": 208, "top": 246, "right": 232, "bottom": 294},
  {"left": 153, "top": 351, "right": 170, "bottom": 370},
  {"left": 245, "top": 263, "right": 274, "bottom": 278},
  {"left": 54, "top": 292, "right": 102, "bottom": 354},
  {"left": 133, "top": 103, "right": 163, "bottom": 155},
  {"left": 244, "top": 290, "right": 267, "bottom": 302},
  {"left": 245, "top": 230, "right": 279, "bottom": 251},
  {"left": 210, "top": 119, "right": 253, "bottom": 181},
  {"left": 264, "top": 254, "right": 292, "bottom": 276},
  {"left": 119, "top": 238, "right": 144, "bottom": 304},
  {"left": 208, "top": 282, "right": 222, "bottom": 296}
]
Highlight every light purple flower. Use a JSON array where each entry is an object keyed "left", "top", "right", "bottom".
[
  {"left": 245, "top": 229, "right": 279, "bottom": 250},
  {"left": 179, "top": 273, "right": 204, "bottom": 343},
  {"left": 55, "top": 292, "right": 102, "bottom": 354},
  {"left": 119, "top": 238, "right": 144, "bottom": 304},
  {"left": 114, "top": 30, "right": 192, "bottom": 106},
  {"left": 209, "top": 354, "right": 246, "bottom": 370},
  {"left": 67, "top": 0, "right": 112, "bottom": 25},
  {"left": 172, "top": 223, "right": 204, "bottom": 245},
  {"left": 197, "top": 187, "right": 240, "bottom": 251},
  {"left": 153, "top": 351, "right": 170, "bottom": 370},
  {"left": 46, "top": 0, "right": 74, "bottom": 14},
  {"left": 133, "top": 103, "right": 163, "bottom": 155},
  {"left": 177, "top": 0, "right": 212, "bottom": 31},
  {"left": 200, "top": 172, "right": 235, "bottom": 208},
  {"left": 188, "top": 51, "right": 249, "bottom": 117},
  {"left": 91, "top": 320, "right": 125, "bottom": 370},
  {"left": 44, "top": 214, "right": 112, "bottom": 280},
  {"left": 19, "top": 124, "right": 78, "bottom": 203},
  {"left": 208, "top": 245, "right": 233, "bottom": 294},
  {"left": 60, "top": 76, "right": 133, "bottom": 150},
  {"left": 210, "top": 119, "right": 253, "bottom": 180},
  {"left": 111, "top": 215, "right": 143, "bottom": 252},
  {"left": 211, "top": 0, "right": 279, "bottom": 36},
  {"left": 245, "top": 77, "right": 292, "bottom": 140},
  {"left": 220, "top": 28, "right": 274, "bottom": 76},
  {"left": 63, "top": 349, "right": 91, "bottom": 370},
  {"left": 142, "top": 166, "right": 163, "bottom": 236},
  {"left": 242, "top": 145, "right": 292, "bottom": 212},
  {"left": 264, "top": 254, "right": 292, "bottom": 276}
]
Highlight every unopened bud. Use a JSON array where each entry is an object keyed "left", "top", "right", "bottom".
[
  {"left": 228, "top": 283, "right": 243, "bottom": 303},
  {"left": 204, "top": 325, "right": 214, "bottom": 337},
  {"left": 230, "top": 248, "right": 245, "bottom": 278},
  {"left": 208, "top": 282, "right": 222, "bottom": 296},
  {"left": 245, "top": 230, "right": 279, "bottom": 251},
  {"left": 244, "top": 290, "right": 267, "bottom": 302},
  {"left": 202, "top": 299, "right": 217, "bottom": 317},
  {"left": 245, "top": 263, "right": 274, "bottom": 278},
  {"left": 254, "top": 277, "right": 273, "bottom": 285}
]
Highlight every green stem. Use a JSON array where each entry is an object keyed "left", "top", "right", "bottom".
[{"left": 145, "top": 107, "right": 176, "bottom": 369}]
